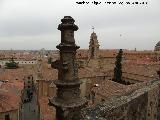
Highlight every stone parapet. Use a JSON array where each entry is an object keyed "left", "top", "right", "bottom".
[{"left": 77, "top": 79, "right": 160, "bottom": 120}]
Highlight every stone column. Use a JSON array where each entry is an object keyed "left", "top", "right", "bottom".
[{"left": 49, "top": 16, "right": 87, "bottom": 120}]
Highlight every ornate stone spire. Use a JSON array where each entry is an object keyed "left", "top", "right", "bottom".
[
  {"left": 49, "top": 16, "right": 87, "bottom": 120},
  {"left": 88, "top": 31, "right": 100, "bottom": 59}
]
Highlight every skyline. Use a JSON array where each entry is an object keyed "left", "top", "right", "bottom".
[{"left": 0, "top": 0, "right": 159, "bottom": 50}]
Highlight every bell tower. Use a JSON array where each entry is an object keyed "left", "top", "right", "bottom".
[
  {"left": 49, "top": 16, "right": 87, "bottom": 120},
  {"left": 88, "top": 30, "right": 100, "bottom": 59}
]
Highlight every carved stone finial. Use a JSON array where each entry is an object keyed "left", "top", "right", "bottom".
[{"left": 49, "top": 16, "right": 87, "bottom": 120}]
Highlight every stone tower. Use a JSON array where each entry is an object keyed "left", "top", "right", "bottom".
[
  {"left": 49, "top": 16, "right": 87, "bottom": 120},
  {"left": 88, "top": 31, "right": 100, "bottom": 59}
]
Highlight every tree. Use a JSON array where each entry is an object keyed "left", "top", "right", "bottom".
[
  {"left": 5, "top": 57, "right": 19, "bottom": 69},
  {"left": 113, "top": 49, "right": 123, "bottom": 83},
  {"left": 48, "top": 57, "right": 52, "bottom": 64}
]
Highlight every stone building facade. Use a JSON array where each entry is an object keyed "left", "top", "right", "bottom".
[
  {"left": 0, "top": 109, "right": 19, "bottom": 120},
  {"left": 37, "top": 80, "right": 55, "bottom": 98}
]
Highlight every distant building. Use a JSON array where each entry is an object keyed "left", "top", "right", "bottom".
[
  {"left": 88, "top": 32, "right": 100, "bottom": 59},
  {"left": 154, "top": 41, "right": 160, "bottom": 61},
  {"left": 155, "top": 41, "right": 160, "bottom": 51},
  {"left": 0, "top": 80, "right": 23, "bottom": 120},
  {"left": 0, "top": 60, "right": 37, "bottom": 67}
]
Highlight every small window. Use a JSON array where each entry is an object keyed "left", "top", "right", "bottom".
[{"left": 5, "top": 114, "right": 10, "bottom": 120}]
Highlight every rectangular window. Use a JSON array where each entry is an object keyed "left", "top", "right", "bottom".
[{"left": 5, "top": 114, "right": 10, "bottom": 120}]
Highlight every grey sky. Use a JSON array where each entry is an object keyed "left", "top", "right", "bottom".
[{"left": 0, "top": 0, "right": 159, "bottom": 50}]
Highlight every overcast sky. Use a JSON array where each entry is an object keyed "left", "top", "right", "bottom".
[{"left": 0, "top": 0, "right": 159, "bottom": 50}]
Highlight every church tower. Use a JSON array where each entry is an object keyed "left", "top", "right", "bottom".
[
  {"left": 49, "top": 16, "right": 87, "bottom": 120},
  {"left": 88, "top": 30, "right": 100, "bottom": 59}
]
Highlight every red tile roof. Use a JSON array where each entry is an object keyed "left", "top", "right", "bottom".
[
  {"left": 92, "top": 79, "right": 147, "bottom": 99},
  {"left": 0, "top": 90, "right": 20, "bottom": 112},
  {"left": 0, "top": 80, "right": 23, "bottom": 112},
  {"left": 92, "top": 80, "right": 127, "bottom": 98}
]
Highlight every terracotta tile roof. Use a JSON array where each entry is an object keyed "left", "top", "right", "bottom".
[
  {"left": 0, "top": 80, "right": 23, "bottom": 113},
  {"left": 92, "top": 80, "right": 127, "bottom": 98},
  {"left": 0, "top": 68, "right": 25, "bottom": 81},
  {"left": 122, "top": 63, "right": 158, "bottom": 81},
  {"left": 0, "top": 90, "right": 20, "bottom": 112},
  {"left": 76, "top": 49, "right": 89, "bottom": 59},
  {"left": 78, "top": 67, "right": 107, "bottom": 78},
  {"left": 76, "top": 49, "right": 155, "bottom": 60},
  {"left": 0, "top": 80, "right": 24, "bottom": 95},
  {"left": 99, "top": 50, "right": 117, "bottom": 58},
  {"left": 76, "top": 49, "right": 118, "bottom": 59},
  {"left": 92, "top": 79, "right": 147, "bottom": 99},
  {"left": 0, "top": 65, "right": 58, "bottom": 82}
]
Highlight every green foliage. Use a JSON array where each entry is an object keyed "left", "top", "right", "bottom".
[
  {"left": 5, "top": 57, "right": 19, "bottom": 69},
  {"left": 48, "top": 57, "right": 52, "bottom": 64},
  {"left": 113, "top": 49, "right": 123, "bottom": 82},
  {"left": 113, "top": 50, "right": 132, "bottom": 85}
]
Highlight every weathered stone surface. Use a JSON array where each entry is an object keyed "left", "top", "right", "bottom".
[
  {"left": 49, "top": 16, "right": 87, "bottom": 120},
  {"left": 77, "top": 79, "right": 160, "bottom": 120}
]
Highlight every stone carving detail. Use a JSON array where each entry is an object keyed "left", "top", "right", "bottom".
[
  {"left": 49, "top": 16, "right": 87, "bottom": 120},
  {"left": 64, "top": 30, "right": 75, "bottom": 43}
]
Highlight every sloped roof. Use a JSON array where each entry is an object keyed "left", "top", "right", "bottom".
[{"left": 0, "top": 80, "right": 23, "bottom": 112}]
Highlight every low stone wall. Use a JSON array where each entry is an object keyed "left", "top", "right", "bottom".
[{"left": 76, "top": 79, "right": 160, "bottom": 120}]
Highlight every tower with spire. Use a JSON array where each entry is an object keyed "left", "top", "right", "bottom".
[{"left": 88, "top": 27, "right": 100, "bottom": 59}]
